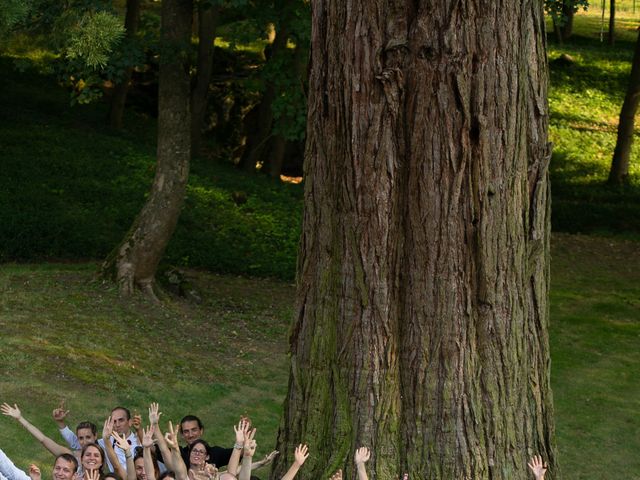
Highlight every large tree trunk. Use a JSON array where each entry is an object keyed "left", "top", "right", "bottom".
[
  {"left": 271, "top": 1, "right": 556, "bottom": 479},
  {"left": 609, "top": 0, "right": 616, "bottom": 45},
  {"left": 609, "top": 30, "right": 640, "bottom": 185},
  {"left": 102, "top": 0, "right": 193, "bottom": 297},
  {"left": 108, "top": 0, "right": 142, "bottom": 129},
  {"left": 238, "top": 25, "right": 289, "bottom": 172},
  {"left": 190, "top": 3, "right": 220, "bottom": 156}
]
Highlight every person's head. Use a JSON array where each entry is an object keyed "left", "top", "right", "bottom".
[
  {"left": 188, "top": 440, "right": 210, "bottom": 468},
  {"left": 76, "top": 422, "right": 98, "bottom": 448},
  {"left": 179, "top": 415, "right": 204, "bottom": 445},
  {"left": 158, "top": 472, "right": 175, "bottom": 480},
  {"left": 103, "top": 473, "right": 121, "bottom": 480},
  {"left": 53, "top": 454, "right": 78, "bottom": 480},
  {"left": 80, "top": 443, "right": 104, "bottom": 473},
  {"left": 133, "top": 448, "right": 158, "bottom": 480},
  {"left": 111, "top": 407, "right": 132, "bottom": 435}
]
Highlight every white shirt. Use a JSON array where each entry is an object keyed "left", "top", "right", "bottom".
[
  {"left": 59, "top": 426, "right": 139, "bottom": 472},
  {"left": 0, "top": 448, "right": 30, "bottom": 480}
]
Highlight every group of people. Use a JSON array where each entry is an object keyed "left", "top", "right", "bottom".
[{"left": 0, "top": 401, "right": 549, "bottom": 479}]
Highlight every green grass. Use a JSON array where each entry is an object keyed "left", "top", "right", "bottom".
[
  {"left": 0, "top": 234, "right": 638, "bottom": 479},
  {"left": 0, "top": 56, "right": 302, "bottom": 279},
  {"left": 547, "top": 5, "right": 640, "bottom": 235},
  {"left": 550, "top": 234, "right": 640, "bottom": 479},
  {"left": 0, "top": 263, "right": 295, "bottom": 478}
]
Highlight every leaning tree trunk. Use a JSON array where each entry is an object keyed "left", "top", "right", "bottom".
[
  {"left": 271, "top": 1, "right": 556, "bottom": 479},
  {"left": 102, "top": 0, "right": 192, "bottom": 297},
  {"left": 609, "top": 0, "right": 616, "bottom": 45},
  {"left": 190, "top": 3, "right": 220, "bottom": 156},
  {"left": 109, "top": 0, "right": 142, "bottom": 129},
  {"left": 609, "top": 29, "right": 640, "bottom": 185}
]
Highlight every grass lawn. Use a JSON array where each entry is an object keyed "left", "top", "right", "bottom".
[
  {"left": 547, "top": 4, "right": 640, "bottom": 235},
  {"left": 0, "top": 234, "right": 639, "bottom": 479}
]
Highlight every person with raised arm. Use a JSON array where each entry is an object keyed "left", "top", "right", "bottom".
[
  {"left": 65, "top": 407, "right": 137, "bottom": 473},
  {"left": 162, "top": 422, "right": 189, "bottom": 480},
  {"left": 1, "top": 403, "right": 73, "bottom": 458},
  {"left": 527, "top": 455, "right": 548, "bottom": 480},
  {"left": 52, "top": 402, "right": 98, "bottom": 453},
  {"left": 102, "top": 417, "right": 135, "bottom": 480},
  {"left": 279, "top": 445, "right": 308, "bottom": 480},
  {"left": 353, "top": 447, "right": 370, "bottom": 480},
  {"left": 1, "top": 452, "right": 78, "bottom": 480},
  {"left": 236, "top": 428, "right": 256, "bottom": 480},
  {"left": 141, "top": 425, "right": 158, "bottom": 480}
]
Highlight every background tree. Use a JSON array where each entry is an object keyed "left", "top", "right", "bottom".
[
  {"left": 544, "top": 0, "right": 589, "bottom": 43},
  {"left": 238, "top": 0, "right": 309, "bottom": 176},
  {"left": 609, "top": 27, "right": 640, "bottom": 185},
  {"left": 108, "top": 0, "right": 143, "bottom": 129},
  {"left": 101, "top": 0, "right": 193, "bottom": 297},
  {"left": 609, "top": 0, "right": 616, "bottom": 44},
  {"left": 271, "top": 0, "right": 556, "bottom": 479}
]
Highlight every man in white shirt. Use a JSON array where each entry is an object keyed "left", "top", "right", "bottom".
[
  {"left": 58, "top": 406, "right": 138, "bottom": 472},
  {"left": 0, "top": 450, "right": 78, "bottom": 480}
]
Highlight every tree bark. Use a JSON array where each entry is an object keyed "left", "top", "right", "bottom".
[
  {"left": 191, "top": 3, "right": 220, "bottom": 156},
  {"left": 560, "top": 2, "right": 574, "bottom": 39},
  {"left": 271, "top": 1, "right": 556, "bottom": 479},
  {"left": 102, "top": 0, "right": 193, "bottom": 297},
  {"left": 609, "top": 30, "right": 640, "bottom": 185},
  {"left": 108, "top": 0, "right": 142, "bottom": 130},
  {"left": 609, "top": 0, "right": 616, "bottom": 45},
  {"left": 239, "top": 25, "right": 289, "bottom": 172}
]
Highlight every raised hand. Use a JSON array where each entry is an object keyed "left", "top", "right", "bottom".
[
  {"left": 52, "top": 400, "right": 69, "bottom": 424},
  {"left": 233, "top": 419, "right": 251, "bottom": 445},
  {"left": 188, "top": 463, "right": 219, "bottom": 480},
  {"left": 142, "top": 425, "right": 155, "bottom": 448},
  {"left": 0, "top": 403, "right": 21, "bottom": 419},
  {"left": 261, "top": 450, "right": 279, "bottom": 465},
  {"left": 329, "top": 470, "right": 342, "bottom": 480},
  {"left": 28, "top": 464, "right": 41, "bottom": 480},
  {"left": 84, "top": 469, "right": 100, "bottom": 480},
  {"left": 293, "top": 444, "right": 309, "bottom": 467},
  {"left": 111, "top": 432, "right": 132, "bottom": 452},
  {"left": 102, "top": 417, "right": 114, "bottom": 440},
  {"left": 243, "top": 428, "right": 257, "bottom": 458},
  {"left": 164, "top": 421, "right": 179, "bottom": 450},
  {"left": 132, "top": 412, "right": 143, "bottom": 431},
  {"left": 149, "top": 403, "right": 162, "bottom": 426},
  {"left": 354, "top": 447, "right": 370, "bottom": 466},
  {"left": 527, "top": 455, "right": 547, "bottom": 480}
]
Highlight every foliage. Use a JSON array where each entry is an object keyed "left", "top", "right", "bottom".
[
  {"left": 64, "top": 10, "right": 124, "bottom": 69},
  {"left": 544, "top": 0, "right": 590, "bottom": 26},
  {"left": 0, "top": 0, "right": 31, "bottom": 37},
  {"left": 0, "top": 56, "right": 302, "bottom": 279}
]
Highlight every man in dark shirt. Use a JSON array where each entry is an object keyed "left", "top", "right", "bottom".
[{"left": 178, "top": 415, "right": 233, "bottom": 468}]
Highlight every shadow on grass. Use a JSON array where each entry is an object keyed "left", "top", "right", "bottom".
[{"left": 551, "top": 150, "right": 640, "bottom": 234}]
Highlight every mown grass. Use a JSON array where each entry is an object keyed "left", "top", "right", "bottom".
[
  {"left": 0, "top": 263, "right": 295, "bottom": 478},
  {"left": 549, "top": 234, "right": 640, "bottom": 479},
  {"left": 547, "top": 4, "right": 640, "bottom": 235},
  {"left": 0, "top": 234, "right": 639, "bottom": 479}
]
